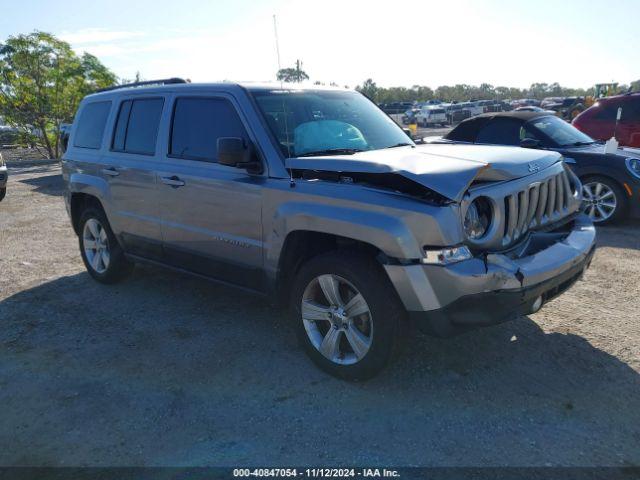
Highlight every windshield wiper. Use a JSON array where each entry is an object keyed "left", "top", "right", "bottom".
[
  {"left": 296, "top": 148, "right": 364, "bottom": 157},
  {"left": 565, "top": 141, "right": 596, "bottom": 147},
  {"left": 384, "top": 142, "right": 414, "bottom": 149}
]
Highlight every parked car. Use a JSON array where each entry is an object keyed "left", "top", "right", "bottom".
[
  {"left": 434, "top": 111, "right": 640, "bottom": 224},
  {"left": 401, "top": 107, "right": 420, "bottom": 125},
  {"left": 545, "top": 96, "right": 586, "bottom": 121},
  {"left": 459, "top": 101, "right": 483, "bottom": 117},
  {"left": 444, "top": 103, "right": 471, "bottom": 124},
  {"left": 541, "top": 97, "right": 563, "bottom": 108},
  {"left": 381, "top": 101, "right": 413, "bottom": 115},
  {"left": 573, "top": 93, "right": 640, "bottom": 148},
  {"left": 515, "top": 106, "right": 556, "bottom": 114},
  {"left": 62, "top": 80, "right": 595, "bottom": 379},
  {"left": 0, "top": 152, "right": 6, "bottom": 202},
  {"left": 415, "top": 106, "right": 447, "bottom": 127}
]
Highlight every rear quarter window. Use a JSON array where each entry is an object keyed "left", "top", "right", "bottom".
[{"left": 73, "top": 101, "right": 112, "bottom": 149}]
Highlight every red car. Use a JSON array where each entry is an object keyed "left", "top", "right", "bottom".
[{"left": 572, "top": 93, "right": 640, "bottom": 148}]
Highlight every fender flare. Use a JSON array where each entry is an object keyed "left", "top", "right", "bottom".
[{"left": 264, "top": 201, "right": 424, "bottom": 279}]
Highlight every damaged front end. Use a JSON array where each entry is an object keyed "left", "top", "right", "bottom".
[
  {"left": 285, "top": 147, "right": 596, "bottom": 337},
  {"left": 385, "top": 214, "right": 596, "bottom": 337}
]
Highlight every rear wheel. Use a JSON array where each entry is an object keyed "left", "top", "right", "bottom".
[
  {"left": 290, "top": 251, "right": 405, "bottom": 380},
  {"left": 0, "top": 188, "right": 5, "bottom": 202},
  {"left": 581, "top": 176, "right": 627, "bottom": 225},
  {"left": 79, "top": 206, "right": 133, "bottom": 283}
]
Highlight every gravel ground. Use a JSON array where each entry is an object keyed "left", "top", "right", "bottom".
[{"left": 0, "top": 157, "right": 639, "bottom": 467}]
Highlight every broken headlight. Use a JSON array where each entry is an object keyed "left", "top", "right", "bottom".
[
  {"left": 422, "top": 245, "right": 473, "bottom": 265},
  {"left": 464, "top": 196, "right": 493, "bottom": 240}
]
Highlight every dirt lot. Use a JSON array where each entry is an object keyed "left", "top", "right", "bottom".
[{"left": 0, "top": 155, "right": 639, "bottom": 467}]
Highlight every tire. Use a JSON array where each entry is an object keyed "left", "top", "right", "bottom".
[
  {"left": 289, "top": 250, "right": 405, "bottom": 380},
  {"left": 0, "top": 188, "right": 5, "bottom": 202},
  {"left": 580, "top": 175, "right": 627, "bottom": 225},
  {"left": 78, "top": 206, "right": 134, "bottom": 283}
]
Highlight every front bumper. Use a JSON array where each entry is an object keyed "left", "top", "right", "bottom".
[
  {"left": 0, "top": 165, "right": 7, "bottom": 188},
  {"left": 384, "top": 215, "right": 596, "bottom": 337}
]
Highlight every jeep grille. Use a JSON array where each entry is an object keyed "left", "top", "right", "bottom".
[
  {"left": 502, "top": 168, "right": 574, "bottom": 246},
  {"left": 463, "top": 162, "right": 581, "bottom": 251}
]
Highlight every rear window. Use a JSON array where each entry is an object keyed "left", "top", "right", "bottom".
[
  {"left": 169, "top": 97, "right": 248, "bottom": 162},
  {"left": 476, "top": 118, "right": 523, "bottom": 145},
  {"left": 74, "top": 101, "right": 111, "bottom": 149},
  {"left": 112, "top": 98, "right": 164, "bottom": 155}
]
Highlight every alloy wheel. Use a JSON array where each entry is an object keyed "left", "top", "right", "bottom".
[
  {"left": 83, "top": 218, "right": 110, "bottom": 274},
  {"left": 582, "top": 181, "right": 617, "bottom": 222},
  {"left": 301, "top": 274, "right": 373, "bottom": 365}
]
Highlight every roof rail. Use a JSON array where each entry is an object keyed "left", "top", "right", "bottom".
[{"left": 95, "top": 77, "right": 188, "bottom": 93}]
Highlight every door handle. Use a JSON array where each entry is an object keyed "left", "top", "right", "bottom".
[
  {"left": 161, "top": 175, "right": 186, "bottom": 187},
  {"left": 102, "top": 167, "right": 120, "bottom": 177}
]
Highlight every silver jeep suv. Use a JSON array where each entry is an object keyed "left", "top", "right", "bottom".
[{"left": 62, "top": 79, "right": 596, "bottom": 379}]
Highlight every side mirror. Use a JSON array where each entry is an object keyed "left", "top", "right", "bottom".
[
  {"left": 520, "top": 137, "right": 541, "bottom": 149},
  {"left": 217, "top": 137, "right": 262, "bottom": 173}
]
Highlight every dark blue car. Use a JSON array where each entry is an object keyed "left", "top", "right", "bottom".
[{"left": 436, "top": 111, "right": 640, "bottom": 224}]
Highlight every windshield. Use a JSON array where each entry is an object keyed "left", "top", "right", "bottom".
[
  {"left": 528, "top": 115, "right": 594, "bottom": 146},
  {"left": 250, "top": 89, "right": 413, "bottom": 157}
]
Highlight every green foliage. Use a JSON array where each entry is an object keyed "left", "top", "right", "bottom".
[
  {"left": 356, "top": 80, "right": 591, "bottom": 104},
  {"left": 0, "top": 31, "right": 117, "bottom": 158},
  {"left": 276, "top": 59, "right": 309, "bottom": 83}
]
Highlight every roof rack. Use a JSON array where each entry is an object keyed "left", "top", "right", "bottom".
[{"left": 95, "top": 77, "right": 188, "bottom": 93}]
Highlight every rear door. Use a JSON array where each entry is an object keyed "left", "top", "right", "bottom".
[
  {"left": 101, "top": 96, "right": 166, "bottom": 259},
  {"left": 157, "top": 93, "right": 265, "bottom": 291}
]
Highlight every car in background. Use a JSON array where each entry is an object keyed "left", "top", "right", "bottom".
[
  {"left": 380, "top": 102, "right": 414, "bottom": 115},
  {"left": 0, "top": 152, "right": 7, "bottom": 202},
  {"left": 459, "top": 101, "right": 483, "bottom": 117},
  {"left": 430, "top": 111, "right": 640, "bottom": 224},
  {"left": 545, "top": 96, "right": 587, "bottom": 121},
  {"left": 401, "top": 107, "right": 418, "bottom": 125},
  {"left": 541, "top": 97, "right": 563, "bottom": 108},
  {"left": 415, "top": 106, "right": 447, "bottom": 127},
  {"left": 573, "top": 93, "right": 640, "bottom": 148},
  {"left": 444, "top": 103, "right": 471, "bottom": 124},
  {"left": 515, "top": 106, "right": 556, "bottom": 114}
]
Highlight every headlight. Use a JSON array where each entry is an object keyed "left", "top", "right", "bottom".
[
  {"left": 464, "top": 197, "right": 492, "bottom": 240},
  {"left": 626, "top": 158, "right": 640, "bottom": 179}
]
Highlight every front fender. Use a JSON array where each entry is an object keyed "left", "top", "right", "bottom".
[{"left": 264, "top": 201, "right": 424, "bottom": 279}]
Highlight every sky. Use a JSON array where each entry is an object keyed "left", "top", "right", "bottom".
[{"left": 1, "top": 0, "right": 639, "bottom": 89}]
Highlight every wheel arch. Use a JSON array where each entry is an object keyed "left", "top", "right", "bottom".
[
  {"left": 273, "top": 230, "right": 389, "bottom": 306},
  {"left": 70, "top": 192, "right": 106, "bottom": 235}
]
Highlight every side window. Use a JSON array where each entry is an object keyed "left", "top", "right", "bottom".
[
  {"left": 476, "top": 119, "right": 523, "bottom": 146},
  {"left": 111, "top": 98, "right": 164, "bottom": 155},
  {"left": 169, "top": 97, "right": 248, "bottom": 162},
  {"left": 591, "top": 102, "right": 617, "bottom": 121},
  {"left": 621, "top": 98, "right": 640, "bottom": 123},
  {"left": 520, "top": 126, "right": 540, "bottom": 141},
  {"left": 74, "top": 101, "right": 111, "bottom": 149}
]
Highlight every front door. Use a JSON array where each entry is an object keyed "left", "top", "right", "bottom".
[{"left": 157, "top": 94, "right": 265, "bottom": 291}]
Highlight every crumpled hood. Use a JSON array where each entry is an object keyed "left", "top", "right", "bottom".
[{"left": 286, "top": 144, "right": 562, "bottom": 202}]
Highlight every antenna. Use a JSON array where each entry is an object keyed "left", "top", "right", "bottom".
[
  {"left": 273, "top": 15, "right": 282, "bottom": 72},
  {"left": 273, "top": 14, "right": 295, "bottom": 187}
]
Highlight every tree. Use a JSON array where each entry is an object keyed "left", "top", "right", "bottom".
[
  {"left": 276, "top": 59, "right": 309, "bottom": 83},
  {"left": 356, "top": 78, "right": 379, "bottom": 101},
  {"left": 0, "top": 31, "right": 117, "bottom": 158}
]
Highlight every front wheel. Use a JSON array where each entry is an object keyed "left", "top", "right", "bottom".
[
  {"left": 0, "top": 188, "right": 5, "bottom": 202},
  {"left": 581, "top": 176, "right": 627, "bottom": 225},
  {"left": 290, "top": 251, "right": 405, "bottom": 380}
]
